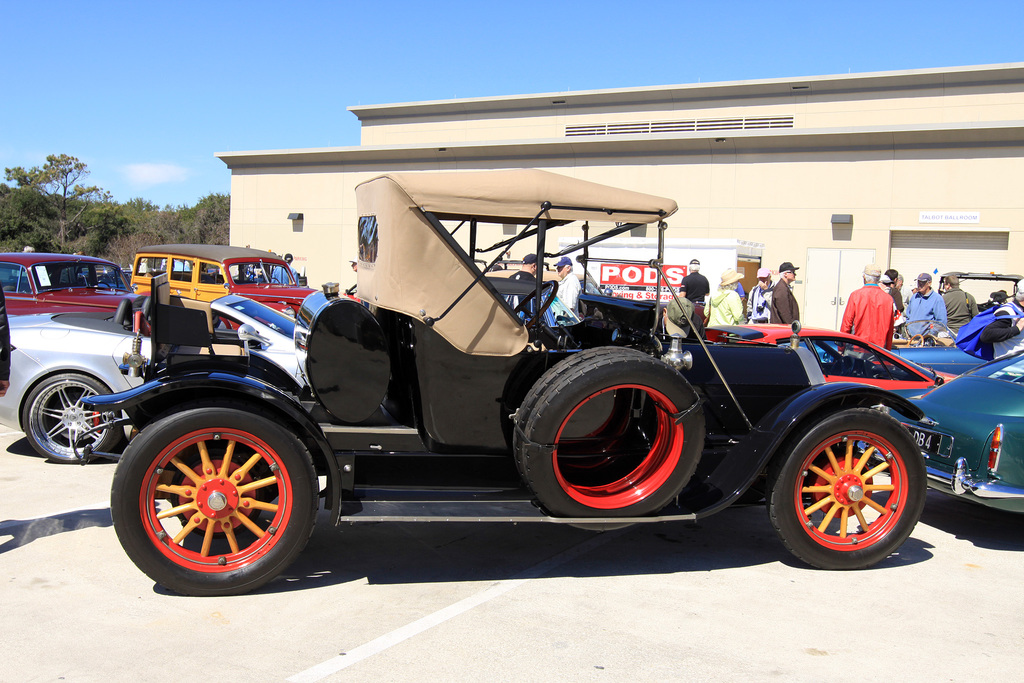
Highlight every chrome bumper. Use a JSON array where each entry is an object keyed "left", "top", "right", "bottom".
[{"left": 927, "top": 458, "right": 1024, "bottom": 500}]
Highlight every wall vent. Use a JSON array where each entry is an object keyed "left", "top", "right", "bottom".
[{"left": 565, "top": 115, "right": 794, "bottom": 137}]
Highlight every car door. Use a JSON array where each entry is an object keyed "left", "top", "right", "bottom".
[
  {"left": 0, "top": 261, "right": 35, "bottom": 311},
  {"left": 167, "top": 257, "right": 196, "bottom": 298},
  {"left": 194, "top": 260, "right": 227, "bottom": 302}
]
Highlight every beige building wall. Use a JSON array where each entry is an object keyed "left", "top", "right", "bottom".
[{"left": 218, "top": 63, "right": 1024, "bottom": 327}]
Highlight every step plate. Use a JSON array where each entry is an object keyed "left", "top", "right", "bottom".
[{"left": 337, "top": 490, "right": 697, "bottom": 525}]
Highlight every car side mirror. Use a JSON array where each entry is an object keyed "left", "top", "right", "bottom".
[{"left": 237, "top": 324, "right": 271, "bottom": 349}]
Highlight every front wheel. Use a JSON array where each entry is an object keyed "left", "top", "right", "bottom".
[
  {"left": 21, "top": 372, "right": 123, "bottom": 462},
  {"left": 111, "top": 407, "right": 317, "bottom": 596},
  {"left": 767, "top": 408, "right": 925, "bottom": 569}
]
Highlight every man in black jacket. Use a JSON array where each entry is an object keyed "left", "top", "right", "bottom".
[{"left": 980, "top": 282, "right": 1024, "bottom": 359}]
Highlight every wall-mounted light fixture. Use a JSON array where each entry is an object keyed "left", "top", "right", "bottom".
[
  {"left": 831, "top": 213, "right": 853, "bottom": 241},
  {"left": 288, "top": 212, "right": 303, "bottom": 233}
]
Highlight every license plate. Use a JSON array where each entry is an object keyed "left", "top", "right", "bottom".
[{"left": 902, "top": 423, "right": 951, "bottom": 457}]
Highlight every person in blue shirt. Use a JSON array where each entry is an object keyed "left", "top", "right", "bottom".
[{"left": 905, "top": 272, "right": 948, "bottom": 336}]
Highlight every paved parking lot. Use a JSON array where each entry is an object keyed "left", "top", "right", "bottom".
[{"left": 3, "top": 426, "right": 1023, "bottom": 682}]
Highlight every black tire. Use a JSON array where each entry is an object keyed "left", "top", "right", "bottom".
[
  {"left": 110, "top": 407, "right": 317, "bottom": 596},
  {"left": 514, "top": 347, "right": 704, "bottom": 517},
  {"left": 21, "top": 372, "right": 123, "bottom": 463},
  {"left": 766, "top": 407, "right": 925, "bottom": 569}
]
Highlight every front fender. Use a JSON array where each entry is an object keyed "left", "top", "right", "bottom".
[
  {"left": 84, "top": 370, "right": 344, "bottom": 524},
  {"left": 681, "top": 382, "right": 924, "bottom": 517}
]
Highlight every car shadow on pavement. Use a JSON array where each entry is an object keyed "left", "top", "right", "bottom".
[
  {"left": 0, "top": 507, "right": 112, "bottom": 554},
  {"left": 919, "top": 489, "right": 1024, "bottom": 552},
  {"left": 260, "top": 503, "right": 935, "bottom": 595}
]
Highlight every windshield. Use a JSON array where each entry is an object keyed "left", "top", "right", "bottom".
[
  {"left": 228, "top": 261, "right": 296, "bottom": 286},
  {"left": 967, "top": 351, "right": 1024, "bottom": 384},
  {"left": 219, "top": 297, "right": 295, "bottom": 339},
  {"left": 32, "top": 262, "right": 131, "bottom": 292}
]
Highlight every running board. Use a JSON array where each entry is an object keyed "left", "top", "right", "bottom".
[{"left": 337, "top": 489, "right": 697, "bottom": 525}]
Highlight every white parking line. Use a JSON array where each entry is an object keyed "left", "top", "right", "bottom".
[{"left": 286, "top": 527, "right": 627, "bottom": 682}]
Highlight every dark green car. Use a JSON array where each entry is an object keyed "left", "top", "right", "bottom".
[{"left": 902, "top": 350, "right": 1024, "bottom": 513}]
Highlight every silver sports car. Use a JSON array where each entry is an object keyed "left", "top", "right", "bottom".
[{"left": 0, "top": 294, "right": 300, "bottom": 462}]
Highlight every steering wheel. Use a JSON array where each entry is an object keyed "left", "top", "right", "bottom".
[{"left": 513, "top": 280, "right": 559, "bottom": 329}]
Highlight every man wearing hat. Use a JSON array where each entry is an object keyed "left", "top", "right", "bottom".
[
  {"left": 554, "top": 256, "right": 581, "bottom": 313},
  {"left": 905, "top": 272, "right": 948, "bottom": 336},
  {"left": 746, "top": 267, "right": 774, "bottom": 324},
  {"left": 770, "top": 261, "right": 800, "bottom": 324},
  {"left": 707, "top": 269, "right": 746, "bottom": 326},
  {"left": 840, "top": 264, "right": 896, "bottom": 349}
]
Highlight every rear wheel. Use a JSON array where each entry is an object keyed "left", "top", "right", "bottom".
[
  {"left": 21, "top": 373, "right": 122, "bottom": 463},
  {"left": 111, "top": 407, "right": 317, "bottom": 596},
  {"left": 514, "top": 347, "right": 704, "bottom": 517},
  {"left": 767, "top": 408, "right": 925, "bottom": 569}
]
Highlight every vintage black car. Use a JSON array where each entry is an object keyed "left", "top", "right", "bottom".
[{"left": 86, "top": 170, "right": 927, "bottom": 596}]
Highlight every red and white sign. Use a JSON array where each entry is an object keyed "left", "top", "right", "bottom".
[{"left": 598, "top": 263, "right": 687, "bottom": 301}]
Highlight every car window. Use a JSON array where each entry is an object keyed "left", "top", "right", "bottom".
[
  {"left": 972, "top": 354, "right": 1024, "bottom": 383},
  {"left": 803, "top": 338, "right": 899, "bottom": 381},
  {"left": 33, "top": 262, "right": 128, "bottom": 291},
  {"left": 199, "top": 261, "right": 224, "bottom": 285},
  {"left": 0, "top": 262, "right": 32, "bottom": 293},
  {"left": 170, "top": 258, "right": 193, "bottom": 283},
  {"left": 229, "top": 261, "right": 293, "bottom": 285},
  {"left": 220, "top": 298, "right": 296, "bottom": 338},
  {"left": 94, "top": 263, "right": 131, "bottom": 291},
  {"left": 136, "top": 256, "right": 167, "bottom": 276}
]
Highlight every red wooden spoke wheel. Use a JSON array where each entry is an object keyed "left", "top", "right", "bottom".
[{"left": 111, "top": 407, "right": 316, "bottom": 596}]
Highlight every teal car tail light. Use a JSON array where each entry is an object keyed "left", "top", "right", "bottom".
[{"left": 988, "top": 424, "right": 1003, "bottom": 472}]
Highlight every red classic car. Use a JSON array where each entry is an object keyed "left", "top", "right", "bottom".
[
  {"left": 0, "top": 252, "right": 134, "bottom": 315},
  {"left": 707, "top": 324, "right": 956, "bottom": 396}
]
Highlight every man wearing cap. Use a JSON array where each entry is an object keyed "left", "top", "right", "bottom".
[
  {"left": 840, "top": 264, "right": 896, "bottom": 349},
  {"left": 746, "top": 267, "right": 774, "bottom": 324},
  {"left": 905, "top": 272, "right": 948, "bottom": 336},
  {"left": 554, "top": 256, "right": 581, "bottom": 313},
  {"left": 510, "top": 254, "right": 538, "bottom": 283},
  {"left": 941, "top": 274, "right": 978, "bottom": 335},
  {"left": 770, "top": 261, "right": 800, "bottom": 325},
  {"left": 679, "top": 259, "right": 710, "bottom": 305},
  {"left": 506, "top": 253, "right": 539, "bottom": 310}
]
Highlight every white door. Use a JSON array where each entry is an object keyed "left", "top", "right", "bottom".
[{"left": 804, "top": 248, "right": 876, "bottom": 329}]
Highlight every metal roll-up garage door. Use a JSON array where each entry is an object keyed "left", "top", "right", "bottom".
[{"left": 889, "top": 229, "right": 1010, "bottom": 299}]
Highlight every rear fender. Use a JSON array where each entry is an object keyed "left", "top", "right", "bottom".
[
  {"left": 680, "top": 382, "right": 924, "bottom": 516},
  {"left": 85, "top": 371, "right": 344, "bottom": 523}
]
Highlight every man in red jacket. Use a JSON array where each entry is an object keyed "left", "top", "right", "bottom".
[{"left": 841, "top": 264, "right": 896, "bottom": 349}]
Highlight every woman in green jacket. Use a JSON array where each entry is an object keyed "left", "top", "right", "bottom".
[{"left": 707, "top": 269, "right": 745, "bottom": 326}]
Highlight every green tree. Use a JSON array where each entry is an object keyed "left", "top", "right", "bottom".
[{"left": 5, "top": 154, "right": 110, "bottom": 249}]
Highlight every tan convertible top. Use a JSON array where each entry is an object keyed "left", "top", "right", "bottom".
[
  {"left": 354, "top": 170, "right": 677, "bottom": 356},
  {"left": 376, "top": 169, "right": 677, "bottom": 225}
]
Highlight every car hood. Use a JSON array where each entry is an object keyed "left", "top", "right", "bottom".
[
  {"left": 912, "top": 375, "right": 1024, "bottom": 420},
  {"left": 231, "top": 284, "right": 316, "bottom": 300},
  {"left": 9, "top": 290, "right": 136, "bottom": 315}
]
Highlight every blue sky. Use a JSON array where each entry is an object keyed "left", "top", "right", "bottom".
[{"left": 2, "top": 0, "right": 1021, "bottom": 208}]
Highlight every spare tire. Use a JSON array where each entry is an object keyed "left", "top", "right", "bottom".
[{"left": 514, "top": 347, "right": 704, "bottom": 517}]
